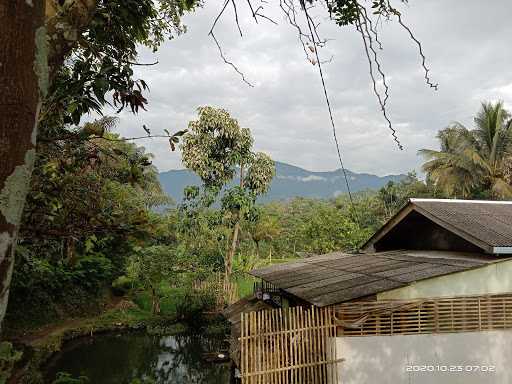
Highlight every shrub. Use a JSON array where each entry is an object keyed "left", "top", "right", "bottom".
[
  {"left": 111, "top": 275, "right": 134, "bottom": 296},
  {"left": 175, "top": 290, "right": 216, "bottom": 324},
  {"left": 5, "top": 251, "right": 114, "bottom": 330},
  {"left": 73, "top": 256, "right": 113, "bottom": 293},
  {"left": 0, "top": 342, "right": 22, "bottom": 384},
  {"left": 52, "top": 372, "right": 89, "bottom": 384}
]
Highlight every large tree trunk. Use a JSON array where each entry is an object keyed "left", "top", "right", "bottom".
[
  {"left": 0, "top": 1, "right": 45, "bottom": 332},
  {"left": 225, "top": 165, "right": 244, "bottom": 282},
  {"left": 0, "top": 0, "right": 98, "bottom": 332}
]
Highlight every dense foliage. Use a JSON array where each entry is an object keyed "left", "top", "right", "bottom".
[
  {"left": 420, "top": 101, "right": 512, "bottom": 199},
  {"left": 5, "top": 122, "right": 170, "bottom": 328},
  {"left": 43, "top": 0, "right": 198, "bottom": 134},
  {"left": 6, "top": 156, "right": 433, "bottom": 332}
]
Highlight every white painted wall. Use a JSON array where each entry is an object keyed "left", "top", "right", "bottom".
[
  {"left": 336, "top": 330, "right": 512, "bottom": 384},
  {"left": 377, "top": 259, "right": 512, "bottom": 300}
]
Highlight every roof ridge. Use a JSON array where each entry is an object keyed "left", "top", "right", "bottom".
[{"left": 410, "top": 198, "right": 512, "bottom": 204}]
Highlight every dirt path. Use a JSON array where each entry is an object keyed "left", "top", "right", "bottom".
[{"left": 15, "top": 295, "right": 125, "bottom": 347}]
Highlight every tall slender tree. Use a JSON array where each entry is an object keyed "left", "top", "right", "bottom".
[{"left": 181, "top": 107, "right": 275, "bottom": 281}]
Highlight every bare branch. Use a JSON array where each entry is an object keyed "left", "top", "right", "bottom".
[
  {"left": 246, "top": 0, "right": 259, "bottom": 22},
  {"left": 280, "top": 0, "right": 314, "bottom": 61},
  {"left": 127, "top": 60, "right": 159, "bottom": 66},
  {"left": 358, "top": 6, "right": 390, "bottom": 107},
  {"left": 96, "top": 135, "right": 173, "bottom": 142},
  {"left": 254, "top": 6, "right": 278, "bottom": 25},
  {"left": 319, "top": 55, "right": 334, "bottom": 64},
  {"left": 205, "top": 0, "right": 430, "bottom": 150},
  {"left": 210, "top": 32, "right": 255, "bottom": 87},
  {"left": 355, "top": 15, "right": 403, "bottom": 150},
  {"left": 363, "top": 8, "right": 383, "bottom": 50},
  {"left": 231, "top": 0, "right": 243, "bottom": 37},
  {"left": 208, "top": 0, "right": 255, "bottom": 87},
  {"left": 209, "top": 0, "right": 231, "bottom": 35},
  {"left": 256, "top": 12, "right": 278, "bottom": 25},
  {"left": 388, "top": 1, "right": 438, "bottom": 90}
]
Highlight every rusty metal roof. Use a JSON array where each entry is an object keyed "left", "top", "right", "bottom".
[
  {"left": 250, "top": 250, "right": 500, "bottom": 307},
  {"left": 363, "top": 199, "right": 512, "bottom": 254}
]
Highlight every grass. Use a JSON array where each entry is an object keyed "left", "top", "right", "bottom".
[
  {"left": 235, "top": 274, "right": 256, "bottom": 298},
  {"left": 132, "top": 286, "right": 189, "bottom": 315},
  {"left": 28, "top": 306, "right": 157, "bottom": 350},
  {"left": 234, "top": 255, "right": 300, "bottom": 299}
]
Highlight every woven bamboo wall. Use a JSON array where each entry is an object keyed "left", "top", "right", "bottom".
[
  {"left": 239, "top": 293, "right": 512, "bottom": 383},
  {"left": 240, "top": 306, "right": 339, "bottom": 384},
  {"left": 334, "top": 293, "right": 512, "bottom": 336}
]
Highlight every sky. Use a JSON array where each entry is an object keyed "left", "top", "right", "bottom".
[{"left": 108, "top": 0, "right": 512, "bottom": 175}]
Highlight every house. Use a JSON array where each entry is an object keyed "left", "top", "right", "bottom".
[
  {"left": 251, "top": 199, "right": 512, "bottom": 306},
  {"left": 233, "top": 199, "right": 512, "bottom": 383}
]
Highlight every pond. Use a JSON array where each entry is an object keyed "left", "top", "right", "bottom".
[{"left": 45, "top": 332, "right": 232, "bottom": 384}]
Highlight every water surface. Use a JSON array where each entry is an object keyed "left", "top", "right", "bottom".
[{"left": 45, "top": 332, "right": 231, "bottom": 384}]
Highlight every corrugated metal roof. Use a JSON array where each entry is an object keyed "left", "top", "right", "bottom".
[
  {"left": 250, "top": 250, "right": 499, "bottom": 307},
  {"left": 412, "top": 199, "right": 512, "bottom": 248}
]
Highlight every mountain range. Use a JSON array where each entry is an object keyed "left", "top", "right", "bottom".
[{"left": 158, "top": 161, "right": 405, "bottom": 203}]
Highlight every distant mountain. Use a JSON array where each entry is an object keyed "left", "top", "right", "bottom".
[{"left": 158, "top": 161, "right": 405, "bottom": 203}]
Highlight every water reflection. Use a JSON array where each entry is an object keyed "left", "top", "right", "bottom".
[{"left": 45, "top": 332, "right": 230, "bottom": 384}]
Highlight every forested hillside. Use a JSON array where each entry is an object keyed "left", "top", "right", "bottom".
[{"left": 159, "top": 161, "right": 405, "bottom": 202}]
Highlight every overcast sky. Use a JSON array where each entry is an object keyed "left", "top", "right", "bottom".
[{"left": 109, "top": 0, "right": 512, "bottom": 175}]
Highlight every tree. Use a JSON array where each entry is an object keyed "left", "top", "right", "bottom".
[
  {"left": 377, "top": 172, "right": 434, "bottom": 218},
  {"left": 23, "top": 118, "right": 169, "bottom": 245},
  {"left": 4, "top": 125, "right": 175, "bottom": 327},
  {"left": 0, "top": 0, "right": 197, "bottom": 329},
  {"left": 130, "top": 245, "right": 184, "bottom": 314},
  {"left": 0, "top": 0, "right": 46, "bottom": 332},
  {"left": 257, "top": 197, "right": 372, "bottom": 258},
  {"left": 181, "top": 107, "right": 275, "bottom": 280},
  {"left": 297, "top": 200, "right": 369, "bottom": 254},
  {"left": 245, "top": 211, "right": 281, "bottom": 260},
  {"left": 420, "top": 102, "right": 512, "bottom": 199}
]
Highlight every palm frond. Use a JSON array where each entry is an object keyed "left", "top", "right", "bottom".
[{"left": 491, "top": 177, "right": 512, "bottom": 199}]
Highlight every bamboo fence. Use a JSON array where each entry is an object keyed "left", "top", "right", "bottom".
[
  {"left": 192, "top": 272, "right": 239, "bottom": 310},
  {"left": 334, "top": 293, "right": 512, "bottom": 336},
  {"left": 239, "top": 306, "right": 339, "bottom": 384}
]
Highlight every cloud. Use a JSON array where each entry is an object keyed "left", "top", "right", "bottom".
[
  {"left": 277, "top": 175, "right": 328, "bottom": 182},
  {"left": 105, "top": 0, "right": 512, "bottom": 176}
]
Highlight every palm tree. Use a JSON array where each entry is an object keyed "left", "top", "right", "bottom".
[{"left": 419, "top": 101, "right": 512, "bottom": 199}]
